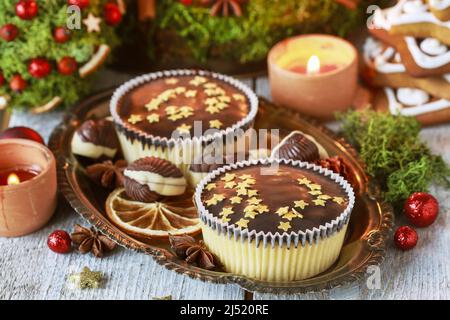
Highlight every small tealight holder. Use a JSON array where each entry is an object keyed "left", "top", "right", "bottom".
[
  {"left": 0, "top": 139, "right": 57, "bottom": 237},
  {"left": 268, "top": 34, "right": 358, "bottom": 120}
]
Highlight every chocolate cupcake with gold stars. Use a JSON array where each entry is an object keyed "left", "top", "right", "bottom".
[
  {"left": 110, "top": 70, "right": 258, "bottom": 177},
  {"left": 194, "top": 158, "right": 355, "bottom": 281}
]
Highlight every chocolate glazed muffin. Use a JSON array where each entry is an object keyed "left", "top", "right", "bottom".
[
  {"left": 110, "top": 70, "right": 258, "bottom": 183},
  {"left": 194, "top": 158, "right": 355, "bottom": 281}
]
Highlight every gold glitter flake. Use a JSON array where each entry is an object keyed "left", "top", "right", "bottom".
[
  {"left": 235, "top": 219, "right": 250, "bottom": 229},
  {"left": 224, "top": 181, "right": 236, "bottom": 189},
  {"left": 205, "top": 183, "right": 216, "bottom": 191},
  {"left": 230, "top": 196, "right": 242, "bottom": 204},
  {"left": 276, "top": 206, "right": 289, "bottom": 216},
  {"left": 312, "top": 199, "right": 326, "bottom": 206},
  {"left": 165, "top": 78, "right": 179, "bottom": 85},
  {"left": 278, "top": 221, "right": 291, "bottom": 232},
  {"left": 147, "top": 113, "right": 159, "bottom": 123},
  {"left": 294, "top": 200, "right": 308, "bottom": 210},
  {"left": 128, "top": 114, "right": 143, "bottom": 124},
  {"left": 176, "top": 124, "right": 192, "bottom": 134},
  {"left": 221, "top": 173, "right": 236, "bottom": 182},
  {"left": 209, "top": 119, "right": 223, "bottom": 129},
  {"left": 333, "top": 197, "right": 345, "bottom": 205}
]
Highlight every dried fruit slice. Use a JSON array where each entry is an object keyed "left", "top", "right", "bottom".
[{"left": 105, "top": 188, "right": 201, "bottom": 240}]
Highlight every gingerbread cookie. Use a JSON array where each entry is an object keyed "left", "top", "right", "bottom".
[
  {"left": 372, "top": 87, "right": 450, "bottom": 126},
  {"left": 428, "top": 0, "right": 450, "bottom": 21},
  {"left": 363, "top": 37, "right": 450, "bottom": 100}
]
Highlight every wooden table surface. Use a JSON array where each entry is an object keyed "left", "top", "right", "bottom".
[{"left": 0, "top": 71, "right": 449, "bottom": 300}]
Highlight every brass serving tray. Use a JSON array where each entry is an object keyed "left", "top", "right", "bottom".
[{"left": 48, "top": 89, "right": 394, "bottom": 295}]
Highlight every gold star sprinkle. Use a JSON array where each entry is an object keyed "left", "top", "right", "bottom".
[
  {"left": 236, "top": 188, "right": 248, "bottom": 196},
  {"left": 176, "top": 124, "right": 191, "bottom": 134},
  {"left": 165, "top": 78, "right": 179, "bottom": 85},
  {"left": 278, "top": 221, "right": 291, "bottom": 232},
  {"left": 244, "top": 205, "right": 257, "bottom": 213},
  {"left": 247, "top": 197, "right": 262, "bottom": 205},
  {"left": 297, "top": 178, "right": 312, "bottom": 185},
  {"left": 145, "top": 99, "right": 160, "bottom": 111},
  {"left": 247, "top": 189, "right": 258, "bottom": 197},
  {"left": 230, "top": 196, "right": 242, "bottom": 204},
  {"left": 205, "top": 194, "right": 225, "bottom": 206},
  {"left": 206, "top": 106, "right": 220, "bottom": 114},
  {"left": 128, "top": 114, "right": 143, "bottom": 124},
  {"left": 222, "top": 217, "right": 231, "bottom": 223},
  {"left": 165, "top": 106, "right": 178, "bottom": 115},
  {"left": 185, "top": 90, "right": 197, "bottom": 98},
  {"left": 68, "top": 267, "right": 103, "bottom": 289},
  {"left": 235, "top": 219, "right": 249, "bottom": 229},
  {"left": 215, "top": 102, "right": 228, "bottom": 110},
  {"left": 236, "top": 182, "right": 250, "bottom": 189},
  {"left": 175, "top": 87, "right": 186, "bottom": 94},
  {"left": 244, "top": 211, "right": 258, "bottom": 219},
  {"left": 239, "top": 174, "right": 253, "bottom": 180},
  {"left": 219, "top": 207, "right": 234, "bottom": 217},
  {"left": 204, "top": 82, "right": 217, "bottom": 89},
  {"left": 190, "top": 76, "right": 207, "bottom": 86},
  {"left": 83, "top": 13, "right": 102, "bottom": 33},
  {"left": 205, "top": 183, "right": 216, "bottom": 191},
  {"left": 294, "top": 200, "right": 308, "bottom": 210},
  {"left": 309, "top": 190, "right": 322, "bottom": 196},
  {"left": 282, "top": 212, "right": 297, "bottom": 221},
  {"left": 244, "top": 178, "right": 256, "bottom": 185},
  {"left": 333, "top": 197, "right": 345, "bottom": 205},
  {"left": 168, "top": 114, "right": 183, "bottom": 121},
  {"left": 256, "top": 205, "right": 269, "bottom": 214},
  {"left": 313, "top": 199, "right": 326, "bottom": 206},
  {"left": 318, "top": 194, "right": 332, "bottom": 200},
  {"left": 292, "top": 208, "right": 304, "bottom": 218},
  {"left": 205, "top": 97, "right": 219, "bottom": 105},
  {"left": 218, "top": 96, "right": 231, "bottom": 103},
  {"left": 233, "top": 93, "right": 245, "bottom": 101},
  {"left": 224, "top": 181, "right": 236, "bottom": 189},
  {"left": 147, "top": 113, "right": 159, "bottom": 123},
  {"left": 308, "top": 184, "right": 322, "bottom": 191},
  {"left": 276, "top": 206, "right": 289, "bottom": 216},
  {"left": 209, "top": 120, "right": 223, "bottom": 129},
  {"left": 221, "top": 173, "right": 236, "bottom": 182}
]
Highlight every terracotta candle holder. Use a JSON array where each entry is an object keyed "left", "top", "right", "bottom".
[
  {"left": 268, "top": 34, "right": 358, "bottom": 120},
  {"left": 0, "top": 139, "right": 57, "bottom": 237}
]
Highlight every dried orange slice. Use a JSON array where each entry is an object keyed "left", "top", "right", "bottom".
[{"left": 106, "top": 188, "right": 201, "bottom": 241}]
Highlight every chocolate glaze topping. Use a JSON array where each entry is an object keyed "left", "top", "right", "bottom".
[
  {"left": 77, "top": 119, "right": 119, "bottom": 149},
  {"left": 201, "top": 164, "right": 349, "bottom": 234},
  {"left": 116, "top": 75, "right": 250, "bottom": 138},
  {"left": 126, "top": 157, "right": 183, "bottom": 178}
]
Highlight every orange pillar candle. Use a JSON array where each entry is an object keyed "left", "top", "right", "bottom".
[
  {"left": 0, "top": 139, "right": 57, "bottom": 237},
  {"left": 268, "top": 34, "right": 358, "bottom": 120}
]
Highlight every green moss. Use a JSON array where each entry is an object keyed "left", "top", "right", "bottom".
[
  {"left": 338, "top": 110, "right": 450, "bottom": 204},
  {"left": 0, "top": 0, "right": 120, "bottom": 110}
]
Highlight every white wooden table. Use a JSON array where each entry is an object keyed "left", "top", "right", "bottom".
[{"left": 0, "top": 70, "right": 449, "bottom": 300}]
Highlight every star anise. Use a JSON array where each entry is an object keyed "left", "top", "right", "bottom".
[
  {"left": 86, "top": 159, "right": 127, "bottom": 189},
  {"left": 169, "top": 234, "right": 217, "bottom": 270},
  {"left": 205, "top": 0, "right": 246, "bottom": 17},
  {"left": 71, "top": 224, "right": 117, "bottom": 258}
]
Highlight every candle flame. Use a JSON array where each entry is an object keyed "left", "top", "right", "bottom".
[
  {"left": 7, "top": 173, "right": 20, "bottom": 185},
  {"left": 307, "top": 55, "right": 321, "bottom": 75}
]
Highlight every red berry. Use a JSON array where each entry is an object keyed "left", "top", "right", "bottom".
[
  {"left": 47, "top": 230, "right": 72, "bottom": 254},
  {"left": 15, "top": 0, "right": 38, "bottom": 20},
  {"left": 0, "top": 24, "right": 19, "bottom": 41},
  {"left": 404, "top": 192, "right": 439, "bottom": 228},
  {"left": 57, "top": 57, "right": 77, "bottom": 75},
  {"left": 0, "top": 72, "right": 4, "bottom": 86},
  {"left": 53, "top": 27, "right": 71, "bottom": 43},
  {"left": 180, "top": 0, "right": 193, "bottom": 5},
  {"left": 67, "top": 0, "right": 90, "bottom": 9},
  {"left": 394, "top": 226, "right": 418, "bottom": 251},
  {"left": 0, "top": 126, "right": 45, "bottom": 144},
  {"left": 28, "top": 58, "right": 52, "bottom": 78},
  {"left": 9, "top": 74, "right": 27, "bottom": 92},
  {"left": 104, "top": 2, "right": 122, "bottom": 26}
]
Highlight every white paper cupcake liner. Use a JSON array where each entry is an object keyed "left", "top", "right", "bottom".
[
  {"left": 194, "top": 158, "right": 355, "bottom": 249},
  {"left": 110, "top": 70, "right": 259, "bottom": 166}
]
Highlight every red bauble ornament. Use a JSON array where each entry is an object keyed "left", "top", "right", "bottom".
[
  {"left": 180, "top": 0, "right": 193, "bottom": 5},
  {"left": 9, "top": 74, "right": 27, "bottom": 92},
  {"left": 53, "top": 27, "right": 71, "bottom": 43},
  {"left": 394, "top": 226, "right": 418, "bottom": 251},
  {"left": 28, "top": 58, "right": 52, "bottom": 79},
  {"left": 57, "top": 57, "right": 77, "bottom": 75},
  {"left": 0, "top": 72, "right": 4, "bottom": 86},
  {"left": 404, "top": 192, "right": 439, "bottom": 228},
  {"left": 67, "top": 0, "right": 90, "bottom": 9},
  {"left": 47, "top": 230, "right": 72, "bottom": 254},
  {"left": 0, "top": 126, "right": 45, "bottom": 145},
  {"left": 15, "top": 0, "right": 38, "bottom": 20},
  {"left": 0, "top": 24, "right": 19, "bottom": 42},
  {"left": 104, "top": 2, "right": 122, "bottom": 26}
]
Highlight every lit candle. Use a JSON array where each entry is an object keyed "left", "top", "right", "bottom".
[
  {"left": 268, "top": 34, "right": 358, "bottom": 119},
  {"left": 0, "top": 139, "right": 57, "bottom": 237}
]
